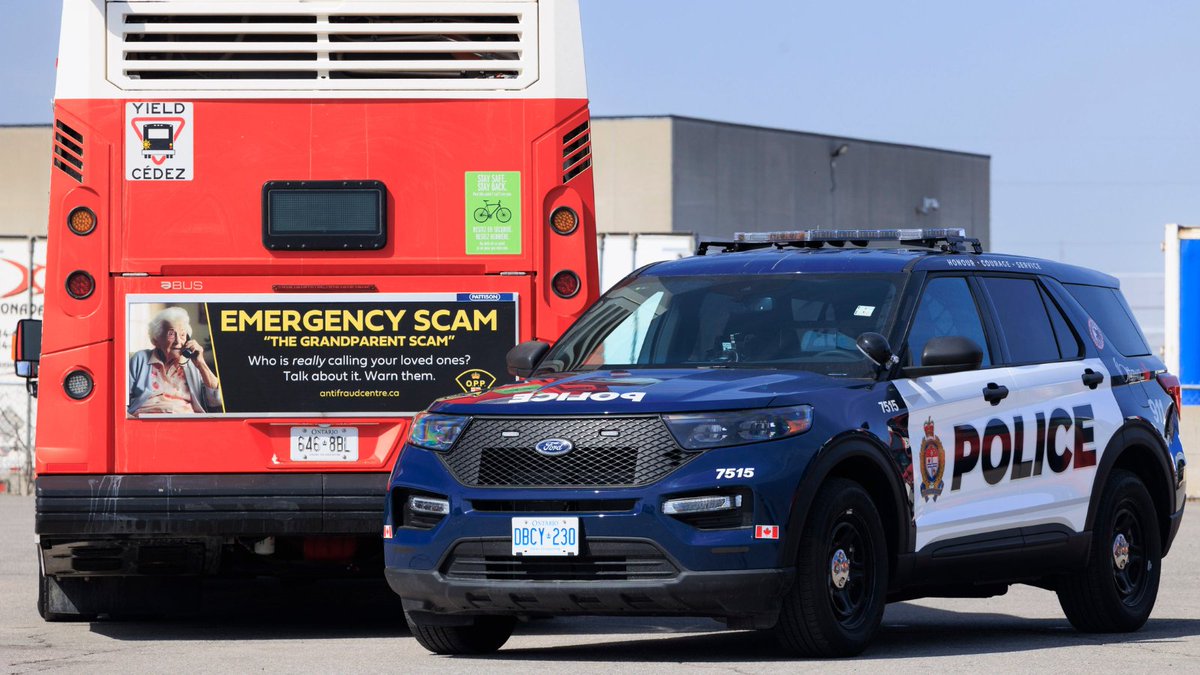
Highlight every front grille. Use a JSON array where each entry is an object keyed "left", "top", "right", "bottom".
[
  {"left": 470, "top": 499, "right": 637, "bottom": 513},
  {"left": 442, "top": 539, "right": 678, "bottom": 581},
  {"left": 440, "top": 416, "right": 692, "bottom": 488},
  {"left": 106, "top": 1, "right": 537, "bottom": 91}
]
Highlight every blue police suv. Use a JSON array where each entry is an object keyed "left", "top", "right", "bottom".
[{"left": 384, "top": 229, "right": 1185, "bottom": 657}]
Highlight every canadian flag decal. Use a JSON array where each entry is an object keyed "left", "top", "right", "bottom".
[{"left": 755, "top": 525, "right": 780, "bottom": 540}]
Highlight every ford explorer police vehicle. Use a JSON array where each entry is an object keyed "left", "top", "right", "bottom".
[{"left": 383, "top": 229, "right": 1185, "bottom": 657}]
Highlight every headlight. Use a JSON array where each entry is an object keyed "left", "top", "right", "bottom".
[
  {"left": 663, "top": 405, "right": 812, "bottom": 450},
  {"left": 407, "top": 413, "right": 470, "bottom": 451}
]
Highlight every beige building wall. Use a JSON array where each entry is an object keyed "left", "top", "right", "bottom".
[
  {"left": 591, "top": 118, "right": 672, "bottom": 234},
  {"left": 0, "top": 126, "right": 51, "bottom": 237}
]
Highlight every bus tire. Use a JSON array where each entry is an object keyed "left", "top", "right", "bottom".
[
  {"left": 1057, "top": 469, "right": 1161, "bottom": 632},
  {"left": 405, "top": 611, "right": 515, "bottom": 655},
  {"left": 773, "top": 477, "right": 887, "bottom": 657}
]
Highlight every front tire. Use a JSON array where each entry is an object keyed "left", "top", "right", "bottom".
[
  {"left": 774, "top": 477, "right": 888, "bottom": 657},
  {"left": 1057, "top": 469, "right": 1161, "bottom": 632},
  {"left": 405, "top": 611, "right": 515, "bottom": 655}
]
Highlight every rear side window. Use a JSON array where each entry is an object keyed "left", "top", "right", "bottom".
[
  {"left": 982, "top": 277, "right": 1060, "bottom": 364},
  {"left": 1044, "top": 287, "right": 1083, "bottom": 359},
  {"left": 1065, "top": 284, "right": 1152, "bottom": 356}
]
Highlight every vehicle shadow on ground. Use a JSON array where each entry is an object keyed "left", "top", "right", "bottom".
[
  {"left": 480, "top": 604, "right": 1200, "bottom": 662},
  {"left": 88, "top": 578, "right": 411, "bottom": 641}
]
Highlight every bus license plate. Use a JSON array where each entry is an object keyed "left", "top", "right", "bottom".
[
  {"left": 290, "top": 426, "right": 358, "bottom": 462},
  {"left": 511, "top": 517, "right": 579, "bottom": 556}
]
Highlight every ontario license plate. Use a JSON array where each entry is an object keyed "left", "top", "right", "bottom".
[
  {"left": 290, "top": 426, "right": 358, "bottom": 462},
  {"left": 511, "top": 517, "right": 579, "bottom": 556}
]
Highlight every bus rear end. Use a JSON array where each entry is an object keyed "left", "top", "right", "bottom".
[{"left": 31, "top": 0, "right": 596, "bottom": 619}]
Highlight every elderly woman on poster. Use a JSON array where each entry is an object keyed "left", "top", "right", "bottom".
[{"left": 127, "top": 306, "right": 222, "bottom": 415}]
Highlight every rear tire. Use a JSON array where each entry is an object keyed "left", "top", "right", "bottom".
[
  {"left": 404, "top": 611, "right": 515, "bottom": 655},
  {"left": 773, "top": 477, "right": 888, "bottom": 657},
  {"left": 1057, "top": 469, "right": 1161, "bottom": 632}
]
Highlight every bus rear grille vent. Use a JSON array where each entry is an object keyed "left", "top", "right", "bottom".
[
  {"left": 107, "top": 1, "right": 538, "bottom": 91},
  {"left": 562, "top": 120, "right": 591, "bottom": 183},
  {"left": 53, "top": 120, "right": 84, "bottom": 183}
]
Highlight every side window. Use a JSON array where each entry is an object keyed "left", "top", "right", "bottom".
[
  {"left": 1042, "top": 284, "right": 1083, "bottom": 359},
  {"left": 1065, "top": 284, "right": 1152, "bottom": 357},
  {"left": 982, "top": 277, "right": 1060, "bottom": 364},
  {"left": 907, "top": 277, "right": 991, "bottom": 367}
]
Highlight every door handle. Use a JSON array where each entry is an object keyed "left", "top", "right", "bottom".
[
  {"left": 1082, "top": 368, "right": 1104, "bottom": 390},
  {"left": 982, "top": 382, "right": 1009, "bottom": 405}
]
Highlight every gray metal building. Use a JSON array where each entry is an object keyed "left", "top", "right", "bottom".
[
  {"left": 0, "top": 117, "right": 989, "bottom": 244},
  {"left": 591, "top": 115, "right": 990, "bottom": 247}
]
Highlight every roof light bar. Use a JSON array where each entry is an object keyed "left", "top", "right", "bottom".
[{"left": 733, "top": 228, "right": 966, "bottom": 243}]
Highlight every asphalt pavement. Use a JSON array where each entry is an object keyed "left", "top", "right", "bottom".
[{"left": 2, "top": 495, "right": 1198, "bottom": 673}]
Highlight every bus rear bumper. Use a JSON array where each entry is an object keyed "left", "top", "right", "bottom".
[{"left": 36, "top": 473, "right": 386, "bottom": 577}]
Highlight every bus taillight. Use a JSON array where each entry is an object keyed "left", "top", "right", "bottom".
[
  {"left": 550, "top": 206, "right": 579, "bottom": 235},
  {"left": 65, "top": 270, "right": 95, "bottom": 299},
  {"left": 64, "top": 369, "right": 94, "bottom": 400},
  {"left": 552, "top": 270, "right": 581, "bottom": 298},
  {"left": 67, "top": 206, "right": 96, "bottom": 236}
]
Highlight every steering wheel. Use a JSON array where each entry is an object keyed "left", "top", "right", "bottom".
[{"left": 813, "top": 349, "right": 860, "bottom": 361}]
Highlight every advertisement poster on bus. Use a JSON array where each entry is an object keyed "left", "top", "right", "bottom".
[{"left": 125, "top": 293, "right": 517, "bottom": 416}]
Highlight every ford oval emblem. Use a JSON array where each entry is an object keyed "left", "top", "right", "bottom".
[{"left": 534, "top": 438, "right": 574, "bottom": 457}]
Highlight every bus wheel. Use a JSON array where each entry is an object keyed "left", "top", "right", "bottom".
[
  {"left": 773, "top": 477, "right": 887, "bottom": 657},
  {"left": 405, "top": 610, "right": 515, "bottom": 655}
]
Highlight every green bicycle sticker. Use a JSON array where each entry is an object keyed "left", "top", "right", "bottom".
[{"left": 466, "top": 171, "right": 521, "bottom": 255}]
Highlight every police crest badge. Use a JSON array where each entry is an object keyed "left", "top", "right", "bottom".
[{"left": 919, "top": 417, "right": 946, "bottom": 501}]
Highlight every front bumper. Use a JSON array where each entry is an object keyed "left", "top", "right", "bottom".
[
  {"left": 388, "top": 560, "right": 793, "bottom": 624},
  {"left": 384, "top": 437, "right": 813, "bottom": 622}
]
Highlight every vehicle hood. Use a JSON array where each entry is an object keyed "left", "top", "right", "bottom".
[{"left": 428, "top": 368, "right": 859, "bottom": 415}]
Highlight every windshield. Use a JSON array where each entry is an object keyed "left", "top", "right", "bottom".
[{"left": 539, "top": 273, "right": 903, "bottom": 378}]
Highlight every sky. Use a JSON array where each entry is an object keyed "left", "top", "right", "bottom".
[{"left": 2, "top": 0, "right": 1198, "bottom": 275}]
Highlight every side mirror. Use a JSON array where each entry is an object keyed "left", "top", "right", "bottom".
[
  {"left": 506, "top": 340, "right": 550, "bottom": 378},
  {"left": 905, "top": 336, "right": 983, "bottom": 377},
  {"left": 13, "top": 318, "right": 41, "bottom": 379},
  {"left": 855, "top": 332, "right": 897, "bottom": 369}
]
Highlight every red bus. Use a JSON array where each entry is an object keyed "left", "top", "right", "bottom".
[{"left": 17, "top": 0, "right": 597, "bottom": 620}]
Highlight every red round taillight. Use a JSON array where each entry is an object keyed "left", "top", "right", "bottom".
[
  {"left": 552, "top": 270, "right": 581, "bottom": 299},
  {"left": 66, "top": 270, "right": 95, "bottom": 299},
  {"left": 549, "top": 206, "right": 579, "bottom": 235}
]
